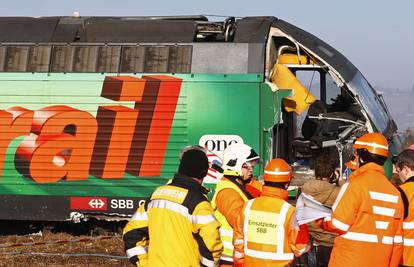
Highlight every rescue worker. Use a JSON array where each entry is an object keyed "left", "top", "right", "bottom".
[
  {"left": 123, "top": 145, "right": 223, "bottom": 267},
  {"left": 394, "top": 149, "right": 414, "bottom": 267},
  {"left": 301, "top": 154, "right": 343, "bottom": 267},
  {"left": 211, "top": 143, "right": 260, "bottom": 266},
  {"left": 233, "top": 158, "right": 310, "bottom": 267},
  {"left": 320, "top": 132, "right": 404, "bottom": 267}
]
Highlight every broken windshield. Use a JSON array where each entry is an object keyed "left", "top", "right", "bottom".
[
  {"left": 274, "top": 20, "right": 393, "bottom": 135},
  {"left": 348, "top": 71, "right": 390, "bottom": 134},
  {"left": 274, "top": 20, "right": 358, "bottom": 82}
]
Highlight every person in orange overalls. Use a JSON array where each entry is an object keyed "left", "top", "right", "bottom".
[
  {"left": 321, "top": 133, "right": 404, "bottom": 267},
  {"left": 233, "top": 158, "right": 310, "bottom": 267},
  {"left": 211, "top": 143, "right": 262, "bottom": 266},
  {"left": 394, "top": 149, "right": 414, "bottom": 267}
]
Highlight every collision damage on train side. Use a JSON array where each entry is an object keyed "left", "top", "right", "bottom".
[
  {"left": 0, "top": 16, "right": 401, "bottom": 220},
  {"left": 266, "top": 19, "right": 400, "bottom": 178}
]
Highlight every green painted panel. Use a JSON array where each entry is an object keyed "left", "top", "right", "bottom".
[
  {"left": 0, "top": 72, "right": 282, "bottom": 199},
  {"left": 259, "top": 83, "right": 292, "bottom": 166}
]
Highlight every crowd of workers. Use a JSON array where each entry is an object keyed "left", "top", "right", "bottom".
[{"left": 122, "top": 132, "right": 414, "bottom": 267}]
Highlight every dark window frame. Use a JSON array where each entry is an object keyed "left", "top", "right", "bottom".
[{"left": 0, "top": 44, "right": 192, "bottom": 74}]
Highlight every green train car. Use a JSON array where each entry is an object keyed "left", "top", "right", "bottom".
[{"left": 0, "top": 16, "right": 400, "bottom": 220}]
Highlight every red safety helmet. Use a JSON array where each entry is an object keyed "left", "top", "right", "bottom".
[
  {"left": 263, "top": 159, "right": 292, "bottom": 183},
  {"left": 353, "top": 132, "right": 388, "bottom": 157}
]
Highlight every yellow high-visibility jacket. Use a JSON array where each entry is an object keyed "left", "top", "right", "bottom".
[
  {"left": 233, "top": 186, "right": 309, "bottom": 267},
  {"left": 211, "top": 177, "right": 251, "bottom": 264},
  {"left": 123, "top": 174, "right": 223, "bottom": 267}
]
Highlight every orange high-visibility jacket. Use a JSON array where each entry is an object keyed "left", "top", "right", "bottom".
[
  {"left": 324, "top": 163, "right": 404, "bottom": 267},
  {"left": 233, "top": 186, "right": 309, "bottom": 267},
  {"left": 398, "top": 176, "right": 414, "bottom": 266},
  {"left": 245, "top": 178, "right": 263, "bottom": 198},
  {"left": 211, "top": 177, "right": 253, "bottom": 265}
]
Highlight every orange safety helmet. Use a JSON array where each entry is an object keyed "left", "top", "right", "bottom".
[
  {"left": 263, "top": 158, "right": 292, "bottom": 183},
  {"left": 353, "top": 132, "right": 388, "bottom": 157}
]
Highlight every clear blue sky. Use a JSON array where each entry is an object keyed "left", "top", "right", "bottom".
[{"left": 2, "top": 0, "right": 414, "bottom": 90}]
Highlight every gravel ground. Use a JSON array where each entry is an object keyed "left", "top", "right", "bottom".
[{"left": 0, "top": 227, "right": 130, "bottom": 266}]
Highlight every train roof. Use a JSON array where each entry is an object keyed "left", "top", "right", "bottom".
[
  {"left": 0, "top": 16, "right": 276, "bottom": 43},
  {"left": 0, "top": 16, "right": 357, "bottom": 81}
]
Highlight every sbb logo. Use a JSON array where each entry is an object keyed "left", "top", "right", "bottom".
[
  {"left": 110, "top": 199, "right": 134, "bottom": 209},
  {"left": 70, "top": 197, "right": 107, "bottom": 211},
  {"left": 199, "top": 135, "right": 244, "bottom": 157}
]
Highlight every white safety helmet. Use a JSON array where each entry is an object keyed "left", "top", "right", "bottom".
[{"left": 222, "top": 143, "right": 260, "bottom": 177}]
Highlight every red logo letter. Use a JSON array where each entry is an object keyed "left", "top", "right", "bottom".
[{"left": 15, "top": 105, "right": 97, "bottom": 183}]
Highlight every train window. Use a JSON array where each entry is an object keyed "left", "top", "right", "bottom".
[
  {"left": 168, "top": 46, "right": 192, "bottom": 73},
  {"left": 51, "top": 46, "right": 75, "bottom": 72},
  {"left": 0, "top": 46, "right": 6, "bottom": 71},
  {"left": 0, "top": 45, "right": 52, "bottom": 72},
  {"left": 4, "top": 46, "right": 30, "bottom": 72},
  {"left": 0, "top": 45, "right": 192, "bottom": 73},
  {"left": 120, "top": 46, "right": 145, "bottom": 73},
  {"left": 120, "top": 46, "right": 192, "bottom": 73},
  {"left": 73, "top": 46, "right": 99, "bottom": 72},
  {"left": 144, "top": 46, "right": 169, "bottom": 73},
  {"left": 27, "top": 46, "right": 52, "bottom": 72},
  {"left": 97, "top": 46, "right": 121, "bottom": 73}
]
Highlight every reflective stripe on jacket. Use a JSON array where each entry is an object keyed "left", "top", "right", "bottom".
[
  {"left": 324, "top": 163, "right": 404, "bottom": 267},
  {"left": 123, "top": 203, "right": 149, "bottom": 266},
  {"left": 211, "top": 177, "right": 251, "bottom": 263},
  {"left": 233, "top": 186, "right": 309, "bottom": 267},
  {"left": 399, "top": 176, "right": 414, "bottom": 266},
  {"left": 123, "top": 174, "right": 223, "bottom": 267}
]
